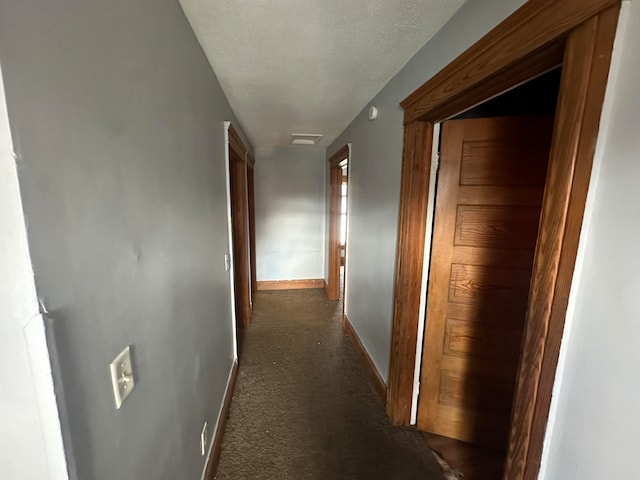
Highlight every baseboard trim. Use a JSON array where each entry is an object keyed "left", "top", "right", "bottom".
[
  {"left": 323, "top": 279, "right": 329, "bottom": 295},
  {"left": 202, "top": 358, "right": 239, "bottom": 480},
  {"left": 256, "top": 278, "right": 324, "bottom": 291},
  {"left": 342, "top": 315, "right": 388, "bottom": 404}
]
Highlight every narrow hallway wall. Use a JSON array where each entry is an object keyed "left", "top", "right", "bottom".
[
  {"left": 0, "top": 0, "right": 242, "bottom": 478},
  {"left": 327, "top": 0, "right": 526, "bottom": 382},
  {"left": 255, "top": 146, "right": 326, "bottom": 283}
]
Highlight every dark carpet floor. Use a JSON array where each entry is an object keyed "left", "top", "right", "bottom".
[{"left": 214, "top": 289, "right": 445, "bottom": 480}]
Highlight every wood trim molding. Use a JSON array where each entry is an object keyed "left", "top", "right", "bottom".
[
  {"left": 326, "top": 145, "right": 349, "bottom": 300},
  {"left": 246, "top": 151, "right": 255, "bottom": 168},
  {"left": 247, "top": 163, "right": 257, "bottom": 294},
  {"left": 228, "top": 127, "right": 256, "bottom": 296},
  {"left": 387, "top": 120, "right": 433, "bottom": 423},
  {"left": 415, "top": 41, "right": 566, "bottom": 125},
  {"left": 387, "top": 1, "right": 621, "bottom": 479},
  {"left": 506, "top": 9, "right": 620, "bottom": 479},
  {"left": 203, "top": 359, "right": 239, "bottom": 480},
  {"left": 328, "top": 144, "right": 349, "bottom": 168},
  {"left": 401, "top": 0, "right": 619, "bottom": 124},
  {"left": 228, "top": 125, "right": 248, "bottom": 159},
  {"left": 228, "top": 129, "right": 251, "bottom": 327},
  {"left": 256, "top": 279, "right": 325, "bottom": 291},
  {"left": 343, "top": 315, "right": 388, "bottom": 404}
]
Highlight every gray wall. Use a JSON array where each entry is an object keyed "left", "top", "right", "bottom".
[
  {"left": 255, "top": 146, "right": 326, "bottom": 282},
  {"left": 0, "top": 1, "right": 240, "bottom": 479},
  {"left": 540, "top": 2, "right": 640, "bottom": 478},
  {"left": 327, "top": 0, "right": 526, "bottom": 381}
]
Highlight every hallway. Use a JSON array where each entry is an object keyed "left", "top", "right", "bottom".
[{"left": 214, "top": 289, "right": 445, "bottom": 479}]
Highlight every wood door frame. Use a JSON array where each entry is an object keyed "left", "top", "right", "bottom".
[
  {"left": 386, "top": 1, "right": 621, "bottom": 479},
  {"left": 228, "top": 125, "right": 252, "bottom": 327},
  {"left": 326, "top": 145, "right": 349, "bottom": 300},
  {"left": 246, "top": 152, "right": 257, "bottom": 294}
]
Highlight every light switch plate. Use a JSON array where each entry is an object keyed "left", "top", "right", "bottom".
[{"left": 109, "top": 346, "right": 135, "bottom": 409}]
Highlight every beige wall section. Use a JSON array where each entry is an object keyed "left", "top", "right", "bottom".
[
  {"left": 540, "top": 2, "right": 640, "bottom": 478},
  {"left": 327, "top": 0, "right": 527, "bottom": 383}
]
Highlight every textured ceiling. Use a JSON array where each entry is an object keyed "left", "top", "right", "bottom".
[{"left": 179, "top": 0, "right": 466, "bottom": 148}]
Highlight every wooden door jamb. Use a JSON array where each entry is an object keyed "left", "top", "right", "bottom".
[{"left": 228, "top": 125, "right": 252, "bottom": 327}]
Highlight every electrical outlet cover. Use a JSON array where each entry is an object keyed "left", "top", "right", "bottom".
[{"left": 109, "top": 346, "right": 135, "bottom": 409}]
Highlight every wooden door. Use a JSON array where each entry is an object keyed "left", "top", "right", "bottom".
[
  {"left": 229, "top": 147, "right": 251, "bottom": 330},
  {"left": 418, "top": 116, "right": 554, "bottom": 450}
]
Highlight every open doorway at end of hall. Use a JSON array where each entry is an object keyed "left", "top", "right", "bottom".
[
  {"left": 326, "top": 146, "right": 349, "bottom": 302},
  {"left": 339, "top": 163, "right": 348, "bottom": 298},
  {"left": 418, "top": 68, "right": 562, "bottom": 479}
]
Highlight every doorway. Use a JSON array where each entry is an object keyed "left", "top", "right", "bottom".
[
  {"left": 414, "top": 72, "right": 561, "bottom": 480},
  {"left": 421, "top": 116, "right": 554, "bottom": 447},
  {"left": 386, "top": 2, "right": 621, "bottom": 479},
  {"left": 227, "top": 125, "right": 254, "bottom": 356},
  {"left": 326, "top": 145, "right": 349, "bottom": 301},
  {"left": 247, "top": 153, "right": 257, "bottom": 295},
  {"left": 339, "top": 163, "right": 348, "bottom": 296}
]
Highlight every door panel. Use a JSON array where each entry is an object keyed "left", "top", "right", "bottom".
[
  {"left": 444, "top": 320, "right": 523, "bottom": 361},
  {"left": 460, "top": 141, "right": 549, "bottom": 186},
  {"left": 417, "top": 116, "right": 553, "bottom": 450},
  {"left": 455, "top": 205, "right": 542, "bottom": 249}
]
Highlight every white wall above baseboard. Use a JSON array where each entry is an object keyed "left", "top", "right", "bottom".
[{"left": 0, "top": 64, "right": 68, "bottom": 480}]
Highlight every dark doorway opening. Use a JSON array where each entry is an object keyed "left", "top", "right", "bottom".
[{"left": 419, "top": 69, "right": 563, "bottom": 479}]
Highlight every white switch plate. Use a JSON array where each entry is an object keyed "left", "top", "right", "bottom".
[
  {"left": 109, "top": 346, "right": 135, "bottom": 409},
  {"left": 200, "top": 421, "right": 208, "bottom": 456},
  {"left": 224, "top": 253, "right": 230, "bottom": 272}
]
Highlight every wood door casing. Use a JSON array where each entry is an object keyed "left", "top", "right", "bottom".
[
  {"left": 326, "top": 145, "right": 349, "bottom": 300},
  {"left": 247, "top": 155, "right": 257, "bottom": 294},
  {"left": 418, "top": 116, "right": 554, "bottom": 450},
  {"left": 229, "top": 146, "right": 251, "bottom": 329}
]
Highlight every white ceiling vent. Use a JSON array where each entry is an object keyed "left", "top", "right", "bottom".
[{"left": 290, "top": 133, "right": 323, "bottom": 146}]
